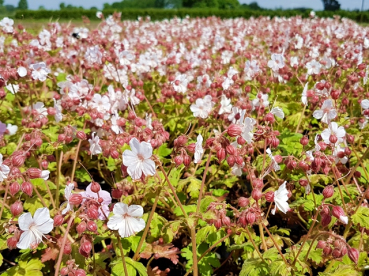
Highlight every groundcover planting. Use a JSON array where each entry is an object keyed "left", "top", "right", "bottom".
[{"left": 0, "top": 12, "right": 368, "bottom": 276}]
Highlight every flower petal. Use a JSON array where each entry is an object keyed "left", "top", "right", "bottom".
[
  {"left": 107, "top": 214, "right": 124, "bottom": 230},
  {"left": 128, "top": 205, "right": 144, "bottom": 217},
  {"left": 33, "top": 208, "right": 52, "bottom": 226},
  {"left": 129, "top": 138, "right": 140, "bottom": 154},
  {"left": 142, "top": 159, "right": 156, "bottom": 176},
  {"left": 139, "top": 141, "right": 153, "bottom": 159},
  {"left": 18, "top": 212, "right": 33, "bottom": 231},
  {"left": 17, "top": 231, "right": 35, "bottom": 249},
  {"left": 113, "top": 202, "right": 129, "bottom": 216}
]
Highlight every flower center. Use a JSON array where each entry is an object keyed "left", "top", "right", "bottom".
[{"left": 137, "top": 153, "right": 145, "bottom": 161}]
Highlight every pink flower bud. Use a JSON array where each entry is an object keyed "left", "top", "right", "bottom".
[
  {"left": 60, "top": 267, "right": 69, "bottom": 276},
  {"left": 323, "top": 185, "right": 334, "bottom": 199},
  {"left": 10, "top": 201, "right": 23, "bottom": 216},
  {"left": 332, "top": 248, "right": 342, "bottom": 258},
  {"left": 317, "top": 240, "right": 326, "bottom": 249},
  {"left": 238, "top": 197, "right": 249, "bottom": 207},
  {"left": 348, "top": 247, "right": 359, "bottom": 264},
  {"left": 214, "top": 218, "right": 222, "bottom": 229},
  {"left": 225, "top": 145, "right": 236, "bottom": 155},
  {"left": 58, "top": 134, "right": 66, "bottom": 142},
  {"left": 183, "top": 155, "right": 191, "bottom": 167},
  {"left": 12, "top": 154, "right": 26, "bottom": 167},
  {"left": 222, "top": 216, "right": 231, "bottom": 226},
  {"left": 265, "top": 113, "right": 275, "bottom": 123},
  {"left": 74, "top": 269, "right": 86, "bottom": 276},
  {"left": 329, "top": 135, "right": 338, "bottom": 144},
  {"left": 87, "top": 206, "right": 99, "bottom": 220},
  {"left": 76, "top": 221, "right": 87, "bottom": 234},
  {"left": 110, "top": 150, "right": 119, "bottom": 159},
  {"left": 321, "top": 214, "right": 332, "bottom": 227},
  {"left": 26, "top": 168, "right": 42, "bottom": 179},
  {"left": 235, "top": 155, "right": 243, "bottom": 166},
  {"left": 227, "top": 155, "right": 235, "bottom": 167},
  {"left": 69, "top": 194, "right": 83, "bottom": 205},
  {"left": 81, "top": 241, "right": 92, "bottom": 254},
  {"left": 227, "top": 124, "right": 242, "bottom": 137},
  {"left": 63, "top": 243, "right": 72, "bottom": 254},
  {"left": 332, "top": 206, "right": 345, "bottom": 221},
  {"left": 252, "top": 189, "right": 262, "bottom": 200},
  {"left": 187, "top": 143, "right": 195, "bottom": 153},
  {"left": 41, "top": 160, "right": 48, "bottom": 169},
  {"left": 300, "top": 136, "right": 309, "bottom": 146},
  {"left": 54, "top": 215, "right": 64, "bottom": 226},
  {"left": 9, "top": 182, "right": 20, "bottom": 196},
  {"left": 111, "top": 189, "right": 123, "bottom": 199},
  {"left": 246, "top": 212, "right": 256, "bottom": 225},
  {"left": 298, "top": 161, "right": 309, "bottom": 172},
  {"left": 216, "top": 148, "right": 226, "bottom": 162},
  {"left": 87, "top": 221, "right": 97, "bottom": 232},
  {"left": 90, "top": 182, "right": 100, "bottom": 193},
  {"left": 174, "top": 155, "right": 183, "bottom": 166},
  {"left": 323, "top": 245, "right": 332, "bottom": 255},
  {"left": 21, "top": 181, "right": 33, "bottom": 196},
  {"left": 265, "top": 191, "right": 275, "bottom": 202},
  {"left": 7, "top": 236, "right": 18, "bottom": 250},
  {"left": 237, "top": 136, "right": 246, "bottom": 145},
  {"left": 76, "top": 131, "right": 87, "bottom": 140},
  {"left": 299, "top": 179, "right": 308, "bottom": 187}
]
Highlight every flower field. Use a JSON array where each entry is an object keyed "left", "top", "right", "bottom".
[{"left": 0, "top": 12, "right": 369, "bottom": 276}]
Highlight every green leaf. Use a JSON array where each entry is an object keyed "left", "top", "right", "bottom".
[
  {"left": 106, "top": 156, "right": 117, "bottom": 171},
  {"left": 156, "top": 143, "right": 172, "bottom": 158},
  {"left": 318, "top": 264, "right": 361, "bottom": 276},
  {"left": 270, "top": 260, "right": 290, "bottom": 276},
  {"left": 211, "top": 189, "right": 229, "bottom": 197},
  {"left": 173, "top": 205, "right": 196, "bottom": 217},
  {"left": 263, "top": 248, "right": 281, "bottom": 261},
  {"left": 196, "top": 224, "right": 216, "bottom": 244},
  {"left": 351, "top": 206, "right": 369, "bottom": 229},
  {"left": 75, "top": 169, "right": 92, "bottom": 182},
  {"left": 0, "top": 142, "right": 16, "bottom": 155},
  {"left": 1, "top": 259, "right": 45, "bottom": 276},
  {"left": 177, "top": 177, "right": 202, "bottom": 198},
  {"left": 181, "top": 244, "right": 220, "bottom": 276},
  {"left": 111, "top": 258, "right": 136, "bottom": 276},
  {"left": 24, "top": 197, "right": 46, "bottom": 214},
  {"left": 290, "top": 193, "right": 323, "bottom": 212},
  {"left": 240, "top": 258, "right": 269, "bottom": 276},
  {"left": 125, "top": 257, "right": 148, "bottom": 276},
  {"left": 42, "top": 125, "right": 59, "bottom": 142}
]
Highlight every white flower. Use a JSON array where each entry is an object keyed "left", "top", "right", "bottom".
[
  {"left": 301, "top": 82, "right": 308, "bottom": 106},
  {"left": 119, "top": 51, "right": 135, "bottom": 66},
  {"left": 111, "top": 111, "right": 124, "bottom": 134},
  {"left": 306, "top": 60, "right": 321, "bottom": 75},
  {"left": 321, "top": 122, "right": 345, "bottom": 144},
  {"left": 271, "top": 182, "right": 290, "bottom": 215},
  {"left": 252, "top": 93, "right": 269, "bottom": 110},
  {"left": 61, "top": 183, "right": 75, "bottom": 215},
  {"left": 6, "top": 124, "right": 18, "bottom": 135},
  {"left": 53, "top": 99, "right": 63, "bottom": 123},
  {"left": 194, "top": 134, "right": 204, "bottom": 164},
  {"left": 90, "top": 94, "right": 111, "bottom": 113},
  {"left": 244, "top": 60, "right": 260, "bottom": 80},
  {"left": 364, "top": 37, "right": 369, "bottom": 49},
  {"left": 96, "top": 11, "right": 103, "bottom": 18},
  {"left": 219, "top": 95, "right": 232, "bottom": 115},
  {"left": 17, "top": 67, "right": 27, "bottom": 77},
  {"left": 190, "top": 95, "right": 214, "bottom": 119},
  {"left": 88, "top": 132, "right": 102, "bottom": 155},
  {"left": 361, "top": 99, "right": 369, "bottom": 119},
  {"left": 266, "top": 148, "right": 280, "bottom": 172},
  {"left": 231, "top": 162, "right": 244, "bottom": 176},
  {"left": 267, "top": 53, "right": 284, "bottom": 72},
  {"left": 122, "top": 138, "right": 156, "bottom": 180},
  {"left": 5, "top": 84, "right": 19, "bottom": 94},
  {"left": 107, "top": 203, "right": 145, "bottom": 238},
  {"left": 145, "top": 113, "right": 153, "bottom": 130},
  {"left": 41, "top": 170, "right": 50, "bottom": 180},
  {"left": 241, "top": 117, "right": 256, "bottom": 144},
  {"left": 228, "top": 107, "right": 245, "bottom": 125},
  {"left": 313, "top": 99, "right": 337, "bottom": 124},
  {"left": 172, "top": 74, "right": 188, "bottom": 94},
  {"left": 271, "top": 107, "right": 284, "bottom": 119},
  {"left": 32, "top": 102, "right": 48, "bottom": 117},
  {"left": 0, "top": 153, "right": 10, "bottom": 182},
  {"left": 85, "top": 45, "right": 102, "bottom": 64},
  {"left": 290, "top": 56, "right": 298, "bottom": 67},
  {"left": 30, "top": 62, "right": 50, "bottom": 82},
  {"left": 0, "top": 17, "right": 14, "bottom": 33},
  {"left": 17, "top": 207, "right": 54, "bottom": 250},
  {"left": 333, "top": 145, "right": 348, "bottom": 164}
]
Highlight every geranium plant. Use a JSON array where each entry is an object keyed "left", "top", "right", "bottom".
[{"left": 0, "top": 12, "right": 368, "bottom": 276}]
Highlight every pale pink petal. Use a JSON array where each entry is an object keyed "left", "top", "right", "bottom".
[
  {"left": 129, "top": 138, "right": 140, "bottom": 154},
  {"left": 139, "top": 141, "right": 153, "bottom": 159},
  {"left": 113, "top": 202, "right": 129, "bottom": 216},
  {"left": 122, "top": 150, "right": 138, "bottom": 167},
  {"left": 313, "top": 109, "right": 323, "bottom": 119},
  {"left": 17, "top": 231, "right": 36, "bottom": 249},
  {"left": 107, "top": 214, "right": 124, "bottom": 230},
  {"left": 127, "top": 163, "right": 143, "bottom": 180},
  {"left": 126, "top": 216, "right": 145, "bottom": 233},
  {"left": 141, "top": 159, "right": 156, "bottom": 176},
  {"left": 18, "top": 213, "right": 33, "bottom": 231},
  {"left": 128, "top": 205, "right": 144, "bottom": 217}
]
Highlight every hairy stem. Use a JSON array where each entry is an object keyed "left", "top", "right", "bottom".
[
  {"left": 116, "top": 234, "right": 129, "bottom": 276},
  {"left": 196, "top": 151, "right": 212, "bottom": 213},
  {"left": 54, "top": 214, "right": 74, "bottom": 276}
]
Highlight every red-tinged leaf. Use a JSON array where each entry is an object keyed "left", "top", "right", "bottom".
[
  {"left": 140, "top": 241, "right": 180, "bottom": 264},
  {"left": 41, "top": 247, "right": 59, "bottom": 262}
]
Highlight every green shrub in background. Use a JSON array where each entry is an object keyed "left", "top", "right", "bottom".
[{"left": 12, "top": 8, "right": 369, "bottom": 22}]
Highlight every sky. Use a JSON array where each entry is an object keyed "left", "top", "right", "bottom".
[{"left": 3, "top": 0, "right": 369, "bottom": 11}]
